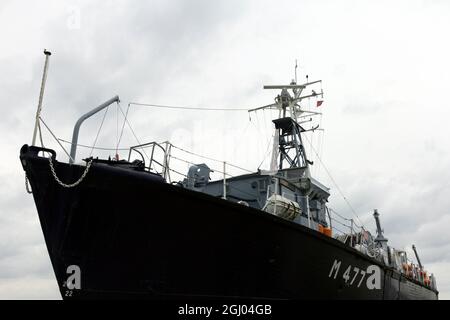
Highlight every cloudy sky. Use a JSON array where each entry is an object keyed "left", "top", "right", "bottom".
[{"left": 1, "top": 0, "right": 449, "bottom": 299}]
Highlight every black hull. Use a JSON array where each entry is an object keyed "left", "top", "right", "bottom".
[{"left": 20, "top": 145, "right": 438, "bottom": 300}]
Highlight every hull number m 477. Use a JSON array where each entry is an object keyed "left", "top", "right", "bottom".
[{"left": 328, "top": 259, "right": 381, "bottom": 290}]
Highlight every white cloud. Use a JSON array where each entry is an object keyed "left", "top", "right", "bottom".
[{"left": 1, "top": 0, "right": 449, "bottom": 299}]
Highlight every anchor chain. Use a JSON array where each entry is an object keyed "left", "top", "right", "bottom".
[
  {"left": 49, "top": 157, "right": 92, "bottom": 188},
  {"left": 25, "top": 174, "right": 33, "bottom": 194}
]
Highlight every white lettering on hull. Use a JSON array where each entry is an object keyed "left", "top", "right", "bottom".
[{"left": 328, "top": 259, "right": 381, "bottom": 290}]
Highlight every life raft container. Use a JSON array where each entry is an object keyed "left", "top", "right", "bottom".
[{"left": 263, "top": 194, "right": 301, "bottom": 221}]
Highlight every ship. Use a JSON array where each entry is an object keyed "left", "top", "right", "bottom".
[{"left": 20, "top": 51, "right": 439, "bottom": 299}]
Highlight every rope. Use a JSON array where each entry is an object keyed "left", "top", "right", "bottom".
[
  {"left": 49, "top": 157, "right": 92, "bottom": 188},
  {"left": 129, "top": 102, "right": 249, "bottom": 111}
]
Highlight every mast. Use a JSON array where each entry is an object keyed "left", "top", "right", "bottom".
[
  {"left": 248, "top": 78, "right": 323, "bottom": 172},
  {"left": 373, "top": 209, "right": 388, "bottom": 249},
  {"left": 31, "top": 49, "right": 52, "bottom": 146}
]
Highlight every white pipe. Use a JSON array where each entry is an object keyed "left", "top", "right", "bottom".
[{"left": 70, "top": 95, "right": 120, "bottom": 164}]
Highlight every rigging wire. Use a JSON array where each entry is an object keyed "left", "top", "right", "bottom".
[
  {"left": 89, "top": 105, "right": 110, "bottom": 157},
  {"left": 253, "top": 109, "right": 273, "bottom": 168},
  {"left": 36, "top": 121, "right": 51, "bottom": 158},
  {"left": 306, "top": 97, "right": 314, "bottom": 175},
  {"left": 253, "top": 110, "right": 263, "bottom": 162},
  {"left": 257, "top": 132, "right": 275, "bottom": 170},
  {"left": 129, "top": 102, "right": 249, "bottom": 111},
  {"left": 114, "top": 101, "right": 256, "bottom": 169},
  {"left": 262, "top": 110, "right": 276, "bottom": 169},
  {"left": 329, "top": 207, "right": 353, "bottom": 221},
  {"left": 302, "top": 133, "right": 366, "bottom": 230},
  {"left": 38, "top": 117, "right": 74, "bottom": 162},
  {"left": 316, "top": 114, "right": 324, "bottom": 179},
  {"left": 329, "top": 208, "right": 363, "bottom": 231},
  {"left": 116, "top": 102, "right": 131, "bottom": 152},
  {"left": 262, "top": 108, "right": 269, "bottom": 146},
  {"left": 229, "top": 118, "right": 252, "bottom": 163},
  {"left": 57, "top": 138, "right": 130, "bottom": 151},
  {"left": 116, "top": 103, "right": 151, "bottom": 163}
]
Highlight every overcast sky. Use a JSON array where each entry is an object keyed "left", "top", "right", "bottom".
[{"left": 1, "top": 0, "right": 449, "bottom": 299}]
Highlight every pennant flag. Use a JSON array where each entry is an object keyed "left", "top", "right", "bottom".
[{"left": 316, "top": 100, "right": 324, "bottom": 107}]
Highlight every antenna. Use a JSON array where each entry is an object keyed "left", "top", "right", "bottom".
[
  {"left": 249, "top": 80, "right": 323, "bottom": 117},
  {"left": 294, "top": 59, "right": 298, "bottom": 84}
]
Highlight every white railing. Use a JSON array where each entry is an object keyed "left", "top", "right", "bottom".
[
  {"left": 328, "top": 207, "right": 365, "bottom": 240},
  {"left": 127, "top": 141, "right": 254, "bottom": 199}
]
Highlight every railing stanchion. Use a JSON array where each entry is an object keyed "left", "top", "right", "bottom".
[
  {"left": 306, "top": 195, "right": 311, "bottom": 228},
  {"left": 222, "top": 161, "right": 227, "bottom": 200},
  {"left": 350, "top": 219, "right": 354, "bottom": 247}
]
